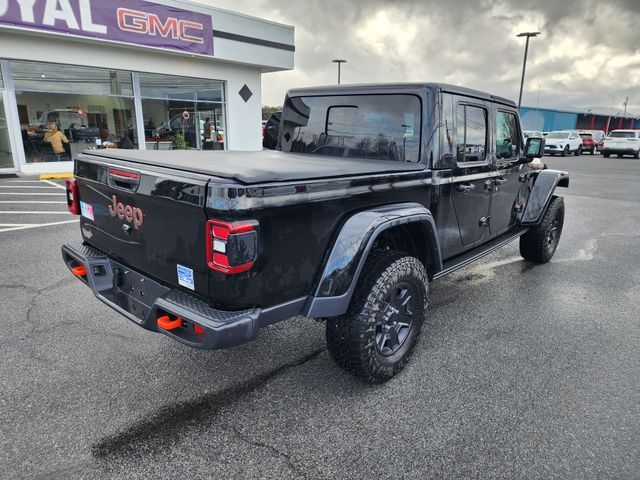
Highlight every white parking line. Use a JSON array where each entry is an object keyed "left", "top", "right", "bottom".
[
  {"left": 0, "top": 201, "right": 67, "bottom": 204},
  {"left": 42, "top": 180, "right": 68, "bottom": 190},
  {"left": 0, "top": 192, "right": 66, "bottom": 195},
  {"left": 0, "top": 185, "right": 61, "bottom": 189},
  {"left": 0, "top": 219, "right": 79, "bottom": 233},
  {"left": 0, "top": 211, "right": 70, "bottom": 214}
]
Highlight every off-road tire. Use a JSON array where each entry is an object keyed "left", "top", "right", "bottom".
[
  {"left": 561, "top": 146, "right": 569, "bottom": 157},
  {"left": 520, "top": 196, "right": 565, "bottom": 263},
  {"left": 325, "top": 250, "right": 428, "bottom": 383}
]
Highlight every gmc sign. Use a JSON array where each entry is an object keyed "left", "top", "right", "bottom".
[{"left": 0, "top": 0, "right": 214, "bottom": 56}]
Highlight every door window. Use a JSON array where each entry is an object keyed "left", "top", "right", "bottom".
[
  {"left": 495, "top": 111, "right": 521, "bottom": 160},
  {"left": 455, "top": 104, "right": 487, "bottom": 163}
]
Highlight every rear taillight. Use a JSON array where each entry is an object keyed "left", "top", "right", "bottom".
[
  {"left": 65, "top": 179, "right": 79, "bottom": 215},
  {"left": 206, "top": 219, "right": 258, "bottom": 274}
]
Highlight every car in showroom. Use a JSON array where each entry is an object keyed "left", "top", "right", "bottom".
[
  {"left": 544, "top": 131, "right": 583, "bottom": 156},
  {"left": 602, "top": 130, "right": 640, "bottom": 158}
]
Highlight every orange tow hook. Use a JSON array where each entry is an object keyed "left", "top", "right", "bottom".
[
  {"left": 157, "top": 315, "right": 183, "bottom": 331},
  {"left": 71, "top": 265, "right": 87, "bottom": 277}
]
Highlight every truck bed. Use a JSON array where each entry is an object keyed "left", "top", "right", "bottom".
[{"left": 82, "top": 149, "right": 425, "bottom": 185}]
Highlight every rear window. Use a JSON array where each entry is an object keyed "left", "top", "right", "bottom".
[
  {"left": 579, "top": 133, "right": 593, "bottom": 138},
  {"left": 280, "top": 94, "right": 422, "bottom": 162},
  {"left": 608, "top": 131, "right": 636, "bottom": 138}
]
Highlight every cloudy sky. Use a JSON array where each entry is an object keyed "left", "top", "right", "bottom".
[{"left": 197, "top": 0, "right": 639, "bottom": 115}]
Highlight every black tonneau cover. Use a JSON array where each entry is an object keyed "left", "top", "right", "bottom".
[{"left": 81, "top": 150, "right": 425, "bottom": 185}]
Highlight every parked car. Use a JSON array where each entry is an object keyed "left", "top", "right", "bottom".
[
  {"left": 544, "top": 131, "right": 583, "bottom": 156},
  {"left": 262, "top": 111, "right": 281, "bottom": 150},
  {"left": 62, "top": 82, "right": 567, "bottom": 384},
  {"left": 578, "top": 130, "right": 605, "bottom": 154},
  {"left": 578, "top": 132, "right": 599, "bottom": 155},
  {"left": 602, "top": 130, "right": 640, "bottom": 158},
  {"left": 524, "top": 130, "right": 543, "bottom": 139}
]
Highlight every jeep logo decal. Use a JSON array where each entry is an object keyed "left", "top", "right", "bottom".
[{"left": 109, "top": 195, "right": 144, "bottom": 230}]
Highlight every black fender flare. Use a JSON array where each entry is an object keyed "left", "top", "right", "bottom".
[
  {"left": 520, "top": 169, "right": 569, "bottom": 225},
  {"left": 303, "top": 203, "right": 442, "bottom": 318}
]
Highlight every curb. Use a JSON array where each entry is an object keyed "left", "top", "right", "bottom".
[{"left": 39, "top": 173, "right": 74, "bottom": 180}]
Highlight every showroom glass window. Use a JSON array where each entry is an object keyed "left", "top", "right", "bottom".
[
  {"left": 1, "top": 68, "right": 16, "bottom": 170},
  {"left": 279, "top": 94, "right": 421, "bottom": 162},
  {"left": 11, "top": 60, "right": 137, "bottom": 163},
  {"left": 138, "top": 72, "right": 226, "bottom": 151}
]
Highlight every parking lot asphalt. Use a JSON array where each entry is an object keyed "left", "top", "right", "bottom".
[{"left": 1, "top": 155, "right": 639, "bottom": 479}]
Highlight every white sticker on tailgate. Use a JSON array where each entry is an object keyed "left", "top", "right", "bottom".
[
  {"left": 80, "top": 201, "right": 94, "bottom": 221},
  {"left": 177, "top": 264, "right": 195, "bottom": 291}
]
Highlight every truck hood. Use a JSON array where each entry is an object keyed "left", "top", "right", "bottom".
[{"left": 81, "top": 150, "right": 425, "bottom": 185}]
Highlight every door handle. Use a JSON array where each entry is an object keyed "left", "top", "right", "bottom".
[{"left": 456, "top": 183, "right": 475, "bottom": 194}]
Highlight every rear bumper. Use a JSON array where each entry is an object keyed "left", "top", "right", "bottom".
[
  {"left": 602, "top": 147, "right": 639, "bottom": 154},
  {"left": 61, "top": 241, "right": 288, "bottom": 350}
]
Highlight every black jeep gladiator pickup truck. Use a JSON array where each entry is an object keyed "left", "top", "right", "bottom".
[{"left": 62, "top": 83, "right": 568, "bottom": 383}]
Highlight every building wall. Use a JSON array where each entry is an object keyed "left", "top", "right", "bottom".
[{"left": 520, "top": 108, "right": 578, "bottom": 132}]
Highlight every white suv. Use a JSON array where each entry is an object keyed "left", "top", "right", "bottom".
[
  {"left": 602, "top": 130, "right": 640, "bottom": 159},
  {"left": 544, "top": 131, "right": 583, "bottom": 156}
]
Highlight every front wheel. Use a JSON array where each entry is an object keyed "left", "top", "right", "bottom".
[
  {"left": 634, "top": 150, "right": 639, "bottom": 159},
  {"left": 603, "top": 152, "right": 610, "bottom": 158},
  {"left": 520, "top": 196, "right": 565, "bottom": 263},
  {"left": 591, "top": 146, "right": 596, "bottom": 155},
  {"left": 326, "top": 250, "right": 428, "bottom": 383},
  {"left": 561, "top": 146, "right": 569, "bottom": 157},
  {"left": 575, "top": 145, "right": 582, "bottom": 156}
]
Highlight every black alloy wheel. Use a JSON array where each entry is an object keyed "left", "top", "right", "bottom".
[{"left": 375, "top": 282, "right": 415, "bottom": 356}]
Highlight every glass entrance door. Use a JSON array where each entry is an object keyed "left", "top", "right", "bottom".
[{"left": 0, "top": 95, "right": 16, "bottom": 171}]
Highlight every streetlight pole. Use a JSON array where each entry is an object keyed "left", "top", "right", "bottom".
[
  {"left": 332, "top": 59, "right": 347, "bottom": 85},
  {"left": 516, "top": 32, "right": 540, "bottom": 109}
]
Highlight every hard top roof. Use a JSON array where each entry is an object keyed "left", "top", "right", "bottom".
[{"left": 286, "top": 82, "right": 516, "bottom": 108}]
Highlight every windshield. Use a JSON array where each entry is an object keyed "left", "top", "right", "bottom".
[
  {"left": 280, "top": 94, "right": 422, "bottom": 162},
  {"left": 546, "top": 132, "right": 570, "bottom": 139},
  {"left": 608, "top": 131, "right": 636, "bottom": 138}
]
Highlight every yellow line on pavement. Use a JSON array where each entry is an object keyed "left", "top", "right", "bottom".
[{"left": 39, "top": 173, "right": 73, "bottom": 180}]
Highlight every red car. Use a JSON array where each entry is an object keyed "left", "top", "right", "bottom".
[{"left": 578, "top": 131, "right": 605, "bottom": 155}]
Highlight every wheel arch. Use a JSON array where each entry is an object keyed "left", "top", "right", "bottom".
[
  {"left": 303, "top": 203, "right": 442, "bottom": 318},
  {"left": 520, "top": 169, "right": 569, "bottom": 225}
]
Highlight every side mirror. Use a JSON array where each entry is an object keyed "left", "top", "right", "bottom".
[{"left": 524, "top": 136, "right": 545, "bottom": 159}]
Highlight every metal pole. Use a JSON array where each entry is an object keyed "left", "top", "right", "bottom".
[
  {"left": 518, "top": 36, "right": 530, "bottom": 109},
  {"left": 337, "top": 62, "right": 341, "bottom": 85}
]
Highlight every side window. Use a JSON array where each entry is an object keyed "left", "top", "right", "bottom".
[
  {"left": 455, "top": 104, "right": 487, "bottom": 162},
  {"left": 495, "top": 110, "right": 521, "bottom": 160}
]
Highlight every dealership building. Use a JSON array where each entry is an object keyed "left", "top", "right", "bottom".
[{"left": 0, "top": 0, "right": 294, "bottom": 175}]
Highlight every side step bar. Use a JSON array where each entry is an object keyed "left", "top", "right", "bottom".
[{"left": 432, "top": 227, "right": 528, "bottom": 280}]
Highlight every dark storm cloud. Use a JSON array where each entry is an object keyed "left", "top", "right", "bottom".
[{"left": 199, "top": 0, "right": 640, "bottom": 113}]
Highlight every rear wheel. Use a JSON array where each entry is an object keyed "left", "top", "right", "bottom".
[
  {"left": 617, "top": 153, "right": 623, "bottom": 158},
  {"left": 603, "top": 152, "right": 610, "bottom": 158},
  {"left": 326, "top": 250, "right": 428, "bottom": 383},
  {"left": 520, "top": 196, "right": 564, "bottom": 263},
  {"left": 634, "top": 150, "right": 639, "bottom": 159}
]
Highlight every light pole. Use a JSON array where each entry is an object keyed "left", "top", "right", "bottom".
[
  {"left": 332, "top": 59, "right": 347, "bottom": 85},
  {"left": 516, "top": 32, "right": 540, "bottom": 109}
]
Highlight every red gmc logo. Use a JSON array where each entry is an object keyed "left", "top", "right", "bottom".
[
  {"left": 116, "top": 8, "right": 204, "bottom": 44},
  {"left": 109, "top": 195, "right": 144, "bottom": 230}
]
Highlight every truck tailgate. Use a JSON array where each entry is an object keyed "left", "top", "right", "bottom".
[{"left": 74, "top": 153, "right": 210, "bottom": 297}]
